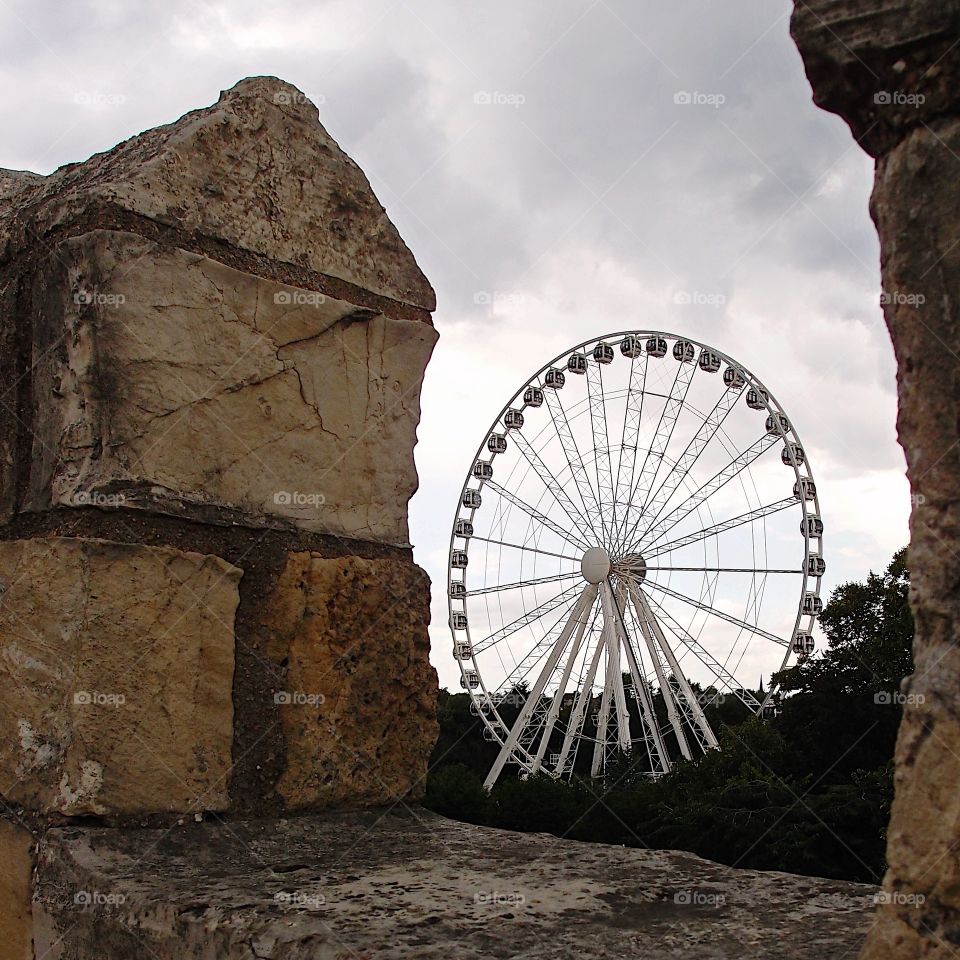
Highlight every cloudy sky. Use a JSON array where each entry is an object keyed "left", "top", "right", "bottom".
[{"left": 1, "top": 0, "right": 908, "bottom": 689}]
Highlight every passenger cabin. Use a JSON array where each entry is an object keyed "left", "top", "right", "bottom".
[{"left": 567, "top": 353, "right": 588, "bottom": 374}]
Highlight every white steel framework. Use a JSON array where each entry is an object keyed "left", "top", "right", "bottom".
[{"left": 447, "top": 331, "right": 823, "bottom": 787}]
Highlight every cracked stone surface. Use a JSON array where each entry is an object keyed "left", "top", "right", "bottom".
[
  {"left": 26, "top": 230, "right": 437, "bottom": 544},
  {"left": 260, "top": 554, "right": 438, "bottom": 810},
  {"left": 792, "top": 2, "right": 960, "bottom": 957},
  {"left": 0, "top": 78, "right": 435, "bottom": 311},
  {"left": 0, "top": 537, "right": 239, "bottom": 815},
  {"left": 31, "top": 809, "right": 876, "bottom": 960}
]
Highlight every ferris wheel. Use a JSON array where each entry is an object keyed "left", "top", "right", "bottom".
[{"left": 447, "top": 331, "right": 823, "bottom": 788}]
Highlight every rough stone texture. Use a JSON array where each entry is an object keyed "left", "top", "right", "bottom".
[
  {"left": 792, "top": 3, "right": 960, "bottom": 957},
  {"left": 790, "top": 1, "right": 960, "bottom": 158},
  {"left": 31, "top": 810, "right": 876, "bottom": 960},
  {"left": 0, "top": 819, "right": 34, "bottom": 960},
  {"left": 0, "top": 81, "right": 435, "bottom": 311},
  {"left": 0, "top": 537, "right": 239, "bottom": 815},
  {"left": 25, "top": 230, "right": 436, "bottom": 544},
  {"left": 260, "top": 554, "right": 437, "bottom": 809}
]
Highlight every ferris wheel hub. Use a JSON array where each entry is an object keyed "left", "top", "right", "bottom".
[
  {"left": 614, "top": 553, "right": 647, "bottom": 582},
  {"left": 580, "top": 546, "right": 611, "bottom": 584}
]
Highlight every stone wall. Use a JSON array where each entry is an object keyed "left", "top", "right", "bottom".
[
  {"left": 0, "top": 77, "right": 439, "bottom": 959},
  {"left": 791, "top": 3, "right": 960, "bottom": 957}
]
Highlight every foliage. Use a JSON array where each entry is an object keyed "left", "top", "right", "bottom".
[{"left": 425, "top": 550, "right": 911, "bottom": 884}]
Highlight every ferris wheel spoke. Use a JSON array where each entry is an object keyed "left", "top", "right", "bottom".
[
  {"left": 628, "top": 584, "right": 720, "bottom": 751},
  {"left": 586, "top": 362, "right": 616, "bottom": 544},
  {"left": 626, "top": 387, "right": 741, "bottom": 548},
  {"left": 635, "top": 433, "right": 780, "bottom": 552},
  {"left": 469, "top": 534, "right": 582, "bottom": 563},
  {"left": 511, "top": 429, "right": 597, "bottom": 543},
  {"left": 639, "top": 579, "right": 787, "bottom": 646},
  {"left": 484, "top": 584, "right": 599, "bottom": 789},
  {"left": 465, "top": 569, "right": 581, "bottom": 598},
  {"left": 644, "top": 497, "right": 797, "bottom": 559},
  {"left": 643, "top": 593, "right": 763, "bottom": 712},
  {"left": 645, "top": 566, "right": 800, "bottom": 574},
  {"left": 612, "top": 351, "right": 648, "bottom": 544},
  {"left": 607, "top": 582, "right": 672, "bottom": 773},
  {"left": 473, "top": 583, "right": 584, "bottom": 654},
  {"left": 484, "top": 480, "right": 591, "bottom": 552},
  {"left": 620, "top": 360, "right": 697, "bottom": 550},
  {"left": 541, "top": 383, "right": 605, "bottom": 543}
]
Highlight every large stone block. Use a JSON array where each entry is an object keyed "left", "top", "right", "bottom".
[
  {"left": 0, "top": 819, "right": 34, "bottom": 960},
  {"left": 31, "top": 810, "right": 876, "bottom": 960},
  {"left": 0, "top": 537, "right": 240, "bottom": 815},
  {"left": 259, "top": 554, "right": 437, "bottom": 809},
  {"left": 25, "top": 230, "right": 437, "bottom": 545},
  {"left": 0, "top": 79, "right": 435, "bottom": 312}
]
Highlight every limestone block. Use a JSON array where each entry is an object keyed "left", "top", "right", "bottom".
[
  {"left": 32, "top": 810, "right": 876, "bottom": 959},
  {"left": 0, "top": 79, "right": 435, "bottom": 311},
  {"left": 260, "top": 554, "right": 437, "bottom": 809},
  {"left": 0, "top": 819, "right": 34, "bottom": 960},
  {"left": 0, "top": 537, "right": 239, "bottom": 815},
  {"left": 25, "top": 230, "right": 437, "bottom": 545}
]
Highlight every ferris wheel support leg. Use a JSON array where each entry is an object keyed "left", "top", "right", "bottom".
[
  {"left": 624, "top": 585, "right": 693, "bottom": 762},
  {"left": 609, "top": 583, "right": 671, "bottom": 775},
  {"left": 484, "top": 584, "right": 598, "bottom": 791},
  {"left": 530, "top": 598, "right": 595, "bottom": 774},
  {"left": 554, "top": 623, "right": 606, "bottom": 776},
  {"left": 602, "top": 584, "right": 633, "bottom": 755},
  {"left": 589, "top": 633, "right": 615, "bottom": 778},
  {"left": 629, "top": 584, "right": 719, "bottom": 751}
]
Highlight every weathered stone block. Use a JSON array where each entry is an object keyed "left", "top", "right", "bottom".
[
  {"left": 25, "top": 231, "right": 436, "bottom": 545},
  {"left": 260, "top": 554, "right": 437, "bottom": 809},
  {"left": 0, "top": 537, "right": 240, "bottom": 815},
  {"left": 31, "top": 810, "right": 877, "bottom": 960},
  {"left": 0, "top": 79, "right": 435, "bottom": 312},
  {"left": 0, "top": 819, "right": 34, "bottom": 960}
]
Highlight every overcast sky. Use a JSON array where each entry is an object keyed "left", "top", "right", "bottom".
[{"left": 1, "top": 0, "right": 908, "bottom": 689}]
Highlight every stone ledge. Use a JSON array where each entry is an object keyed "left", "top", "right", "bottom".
[{"left": 33, "top": 809, "right": 875, "bottom": 959}]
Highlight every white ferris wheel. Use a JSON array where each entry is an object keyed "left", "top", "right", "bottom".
[{"left": 447, "top": 331, "right": 823, "bottom": 788}]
